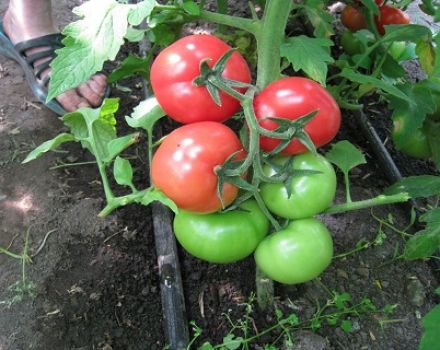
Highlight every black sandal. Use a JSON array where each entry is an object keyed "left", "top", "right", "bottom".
[{"left": 0, "top": 19, "right": 69, "bottom": 115}]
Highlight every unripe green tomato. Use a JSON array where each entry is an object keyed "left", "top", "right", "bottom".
[
  {"left": 260, "top": 153, "right": 337, "bottom": 219},
  {"left": 389, "top": 41, "right": 406, "bottom": 61},
  {"left": 173, "top": 199, "right": 269, "bottom": 263},
  {"left": 341, "top": 30, "right": 362, "bottom": 56},
  {"left": 255, "top": 218, "right": 333, "bottom": 285},
  {"left": 392, "top": 117, "right": 432, "bottom": 159}
]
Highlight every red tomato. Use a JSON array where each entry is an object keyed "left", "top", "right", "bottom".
[
  {"left": 253, "top": 77, "right": 341, "bottom": 155},
  {"left": 151, "top": 122, "right": 245, "bottom": 213},
  {"left": 375, "top": 5, "right": 410, "bottom": 35},
  {"left": 150, "top": 34, "right": 251, "bottom": 124},
  {"left": 341, "top": 5, "right": 367, "bottom": 32}
]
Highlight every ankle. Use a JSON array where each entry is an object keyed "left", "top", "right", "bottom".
[{"left": 3, "top": 7, "right": 57, "bottom": 43}]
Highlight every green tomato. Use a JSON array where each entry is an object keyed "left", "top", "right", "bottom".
[
  {"left": 173, "top": 199, "right": 269, "bottom": 263},
  {"left": 389, "top": 41, "right": 406, "bottom": 61},
  {"left": 392, "top": 117, "right": 432, "bottom": 159},
  {"left": 255, "top": 218, "right": 333, "bottom": 285},
  {"left": 260, "top": 153, "right": 337, "bottom": 219},
  {"left": 341, "top": 30, "right": 362, "bottom": 56}
]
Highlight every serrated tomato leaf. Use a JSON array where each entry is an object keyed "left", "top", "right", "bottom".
[
  {"left": 326, "top": 141, "right": 366, "bottom": 175},
  {"left": 404, "top": 224, "right": 440, "bottom": 260},
  {"left": 385, "top": 175, "right": 440, "bottom": 198},
  {"left": 281, "top": 35, "right": 334, "bottom": 86}
]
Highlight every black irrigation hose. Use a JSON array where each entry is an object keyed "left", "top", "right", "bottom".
[{"left": 136, "top": 10, "right": 190, "bottom": 350}]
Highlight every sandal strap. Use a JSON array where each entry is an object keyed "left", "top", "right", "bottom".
[
  {"left": 25, "top": 49, "right": 57, "bottom": 66},
  {"left": 15, "top": 33, "right": 63, "bottom": 54},
  {"left": 34, "top": 60, "right": 52, "bottom": 80},
  {"left": 41, "top": 75, "right": 51, "bottom": 88}
]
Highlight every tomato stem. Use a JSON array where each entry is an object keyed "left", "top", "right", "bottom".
[
  {"left": 255, "top": 0, "right": 292, "bottom": 89},
  {"left": 323, "top": 193, "right": 410, "bottom": 215},
  {"left": 255, "top": 266, "right": 274, "bottom": 311}
]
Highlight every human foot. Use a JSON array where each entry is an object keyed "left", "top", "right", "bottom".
[{"left": 2, "top": 9, "right": 107, "bottom": 113}]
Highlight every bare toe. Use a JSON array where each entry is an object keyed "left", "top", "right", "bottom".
[
  {"left": 57, "top": 91, "right": 89, "bottom": 112},
  {"left": 77, "top": 82, "right": 103, "bottom": 107}
]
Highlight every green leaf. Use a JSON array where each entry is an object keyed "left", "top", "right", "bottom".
[
  {"left": 104, "top": 133, "right": 139, "bottom": 163},
  {"left": 62, "top": 98, "right": 119, "bottom": 160},
  {"left": 325, "top": 141, "right": 366, "bottom": 175},
  {"left": 388, "top": 83, "right": 435, "bottom": 148},
  {"left": 334, "top": 291, "right": 352, "bottom": 310},
  {"left": 48, "top": 0, "right": 133, "bottom": 101},
  {"left": 125, "top": 27, "right": 147, "bottom": 42},
  {"left": 125, "top": 97, "right": 166, "bottom": 134},
  {"left": 426, "top": 121, "right": 440, "bottom": 170},
  {"left": 421, "top": 208, "right": 440, "bottom": 223},
  {"left": 222, "top": 334, "right": 243, "bottom": 350},
  {"left": 198, "top": 342, "right": 214, "bottom": 350},
  {"left": 435, "top": 287, "right": 440, "bottom": 296},
  {"left": 340, "top": 68, "right": 410, "bottom": 101},
  {"left": 381, "top": 55, "right": 406, "bottom": 78},
  {"left": 281, "top": 35, "right": 334, "bottom": 85},
  {"left": 127, "top": 0, "right": 155, "bottom": 26},
  {"left": 341, "top": 319, "right": 353, "bottom": 333},
  {"left": 416, "top": 40, "right": 436, "bottom": 76},
  {"left": 420, "top": 304, "right": 440, "bottom": 350},
  {"left": 404, "top": 225, "right": 440, "bottom": 259},
  {"left": 139, "top": 188, "right": 178, "bottom": 214},
  {"left": 381, "top": 24, "right": 432, "bottom": 43},
  {"left": 108, "top": 54, "right": 150, "bottom": 83},
  {"left": 303, "top": 0, "right": 335, "bottom": 38},
  {"left": 22, "top": 133, "right": 76, "bottom": 163},
  {"left": 385, "top": 175, "right": 440, "bottom": 198},
  {"left": 113, "top": 156, "right": 134, "bottom": 187},
  {"left": 182, "top": 0, "right": 200, "bottom": 15},
  {"left": 432, "top": 33, "right": 440, "bottom": 76}
]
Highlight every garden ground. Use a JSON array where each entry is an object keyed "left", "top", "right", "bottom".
[{"left": 0, "top": 1, "right": 439, "bottom": 349}]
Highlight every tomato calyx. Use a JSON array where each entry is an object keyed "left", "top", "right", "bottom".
[
  {"left": 260, "top": 111, "right": 318, "bottom": 155},
  {"left": 193, "top": 49, "right": 253, "bottom": 106}
]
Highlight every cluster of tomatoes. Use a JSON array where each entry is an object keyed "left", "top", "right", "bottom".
[
  {"left": 149, "top": 34, "right": 341, "bottom": 284},
  {"left": 341, "top": 1, "right": 410, "bottom": 35}
]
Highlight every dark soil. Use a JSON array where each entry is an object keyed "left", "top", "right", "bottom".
[{"left": 1, "top": 1, "right": 439, "bottom": 350}]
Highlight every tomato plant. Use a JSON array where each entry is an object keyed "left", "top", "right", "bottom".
[
  {"left": 254, "top": 218, "right": 333, "bottom": 284},
  {"left": 151, "top": 121, "right": 245, "bottom": 213},
  {"left": 150, "top": 34, "right": 251, "bottom": 124},
  {"left": 254, "top": 77, "right": 341, "bottom": 155},
  {"left": 260, "top": 152, "right": 337, "bottom": 219},
  {"left": 341, "top": 5, "right": 367, "bottom": 32},
  {"left": 173, "top": 200, "right": 269, "bottom": 263},
  {"left": 375, "top": 5, "right": 410, "bottom": 35}
]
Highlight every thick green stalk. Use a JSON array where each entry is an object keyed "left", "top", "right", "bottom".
[
  {"left": 323, "top": 193, "right": 410, "bottom": 215},
  {"left": 255, "top": 0, "right": 292, "bottom": 89}
]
